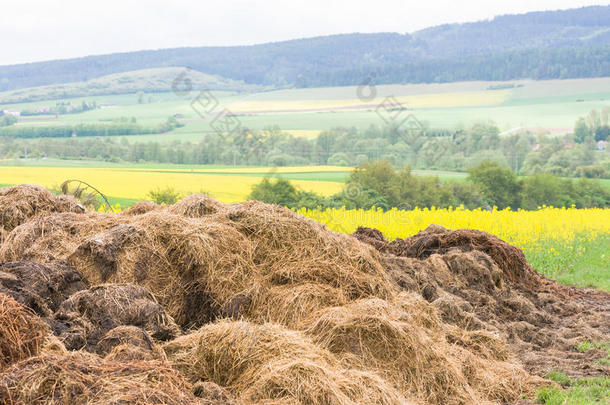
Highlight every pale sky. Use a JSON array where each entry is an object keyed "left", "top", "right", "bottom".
[{"left": 0, "top": 0, "right": 608, "bottom": 65}]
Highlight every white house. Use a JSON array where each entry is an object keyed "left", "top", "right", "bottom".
[{"left": 2, "top": 109, "right": 21, "bottom": 117}]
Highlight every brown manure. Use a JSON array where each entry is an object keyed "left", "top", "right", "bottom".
[
  {"left": 394, "top": 225, "right": 543, "bottom": 289},
  {"left": 53, "top": 284, "right": 180, "bottom": 351},
  {"left": 0, "top": 271, "right": 52, "bottom": 317},
  {"left": 0, "top": 294, "right": 49, "bottom": 370},
  {"left": 0, "top": 352, "right": 205, "bottom": 404},
  {"left": 352, "top": 226, "right": 393, "bottom": 253},
  {"left": 0, "top": 261, "right": 88, "bottom": 316},
  {"left": 0, "top": 185, "right": 84, "bottom": 242},
  {"left": 163, "top": 319, "right": 411, "bottom": 405},
  {"left": 359, "top": 227, "right": 610, "bottom": 379}
]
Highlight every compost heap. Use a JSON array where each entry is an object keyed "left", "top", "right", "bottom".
[{"left": 0, "top": 185, "right": 607, "bottom": 404}]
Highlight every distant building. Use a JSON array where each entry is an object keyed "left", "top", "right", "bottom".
[
  {"left": 532, "top": 144, "right": 541, "bottom": 152},
  {"left": 598, "top": 140, "right": 608, "bottom": 151},
  {"left": 2, "top": 109, "right": 21, "bottom": 117},
  {"left": 98, "top": 104, "right": 117, "bottom": 109},
  {"left": 499, "top": 126, "right": 524, "bottom": 136}
]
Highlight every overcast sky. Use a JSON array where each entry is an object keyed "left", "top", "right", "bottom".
[{"left": 0, "top": 0, "right": 608, "bottom": 65}]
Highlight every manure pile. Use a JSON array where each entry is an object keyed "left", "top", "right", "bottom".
[{"left": 0, "top": 184, "right": 607, "bottom": 404}]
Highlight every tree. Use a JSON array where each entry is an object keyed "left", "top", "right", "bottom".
[
  {"left": 348, "top": 161, "right": 400, "bottom": 205},
  {"left": 248, "top": 178, "right": 298, "bottom": 206},
  {"left": 574, "top": 117, "right": 590, "bottom": 143},
  {"left": 586, "top": 109, "right": 601, "bottom": 133},
  {"left": 520, "top": 174, "right": 569, "bottom": 209},
  {"left": 602, "top": 106, "right": 610, "bottom": 127},
  {"left": 467, "top": 161, "right": 521, "bottom": 209},
  {"left": 0, "top": 114, "right": 17, "bottom": 127},
  {"left": 595, "top": 126, "right": 609, "bottom": 142}
]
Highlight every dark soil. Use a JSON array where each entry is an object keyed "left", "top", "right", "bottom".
[
  {"left": 53, "top": 284, "right": 181, "bottom": 351},
  {"left": 0, "top": 261, "right": 88, "bottom": 317}
]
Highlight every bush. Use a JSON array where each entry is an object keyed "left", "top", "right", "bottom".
[
  {"left": 248, "top": 178, "right": 299, "bottom": 207},
  {"left": 468, "top": 161, "right": 521, "bottom": 209},
  {"left": 0, "top": 114, "right": 17, "bottom": 127},
  {"left": 327, "top": 152, "right": 351, "bottom": 166},
  {"left": 520, "top": 174, "right": 570, "bottom": 210},
  {"left": 147, "top": 187, "right": 181, "bottom": 205},
  {"left": 579, "top": 165, "right": 607, "bottom": 179}
]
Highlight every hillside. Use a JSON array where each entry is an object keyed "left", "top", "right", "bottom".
[
  {"left": 0, "top": 67, "right": 262, "bottom": 104},
  {"left": 0, "top": 6, "right": 609, "bottom": 91}
]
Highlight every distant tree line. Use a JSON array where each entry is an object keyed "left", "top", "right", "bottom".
[
  {"left": 0, "top": 117, "right": 608, "bottom": 179},
  {"left": 249, "top": 161, "right": 610, "bottom": 210},
  {"left": 20, "top": 100, "right": 98, "bottom": 116},
  {"left": 0, "top": 116, "right": 183, "bottom": 139}
]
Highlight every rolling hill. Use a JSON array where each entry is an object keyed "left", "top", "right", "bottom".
[
  {"left": 0, "top": 68, "right": 263, "bottom": 104},
  {"left": 0, "top": 6, "right": 609, "bottom": 93}
]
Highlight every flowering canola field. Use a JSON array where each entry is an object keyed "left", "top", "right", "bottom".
[
  {"left": 0, "top": 167, "right": 343, "bottom": 202},
  {"left": 297, "top": 206, "right": 610, "bottom": 245},
  {"left": 298, "top": 206, "right": 610, "bottom": 289}
]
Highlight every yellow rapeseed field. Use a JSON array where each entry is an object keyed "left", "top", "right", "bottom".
[
  {"left": 228, "top": 90, "right": 511, "bottom": 113},
  {"left": 0, "top": 167, "right": 342, "bottom": 202},
  {"left": 297, "top": 206, "right": 610, "bottom": 247},
  {"left": 122, "top": 165, "right": 351, "bottom": 174}
]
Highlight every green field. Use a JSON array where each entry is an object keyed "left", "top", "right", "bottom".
[
  {"left": 524, "top": 234, "right": 610, "bottom": 291},
  {"left": 3, "top": 76, "right": 609, "bottom": 145}
]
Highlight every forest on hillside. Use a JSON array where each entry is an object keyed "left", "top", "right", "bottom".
[{"left": 1, "top": 6, "right": 609, "bottom": 91}]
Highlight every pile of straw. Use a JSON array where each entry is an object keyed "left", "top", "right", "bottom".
[
  {"left": 163, "top": 320, "right": 411, "bottom": 404},
  {"left": 0, "top": 189, "right": 565, "bottom": 404},
  {"left": 0, "top": 294, "right": 49, "bottom": 370},
  {"left": 303, "top": 296, "right": 540, "bottom": 404},
  {"left": 0, "top": 352, "right": 205, "bottom": 404},
  {"left": 0, "top": 185, "right": 83, "bottom": 242},
  {"left": 168, "top": 194, "right": 225, "bottom": 217}
]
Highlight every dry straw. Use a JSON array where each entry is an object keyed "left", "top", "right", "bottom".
[
  {"left": 0, "top": 185, "right": 83, "bottom": 243},
  {"left": 0, "top": 352, "right": 203, "bottom": 404},
  {"left": 302, "top": 296, "right": 541, "bottom": 404},
  {"left": 0, "top": 189, "right": 553, "bottom": 404},
  {"left": 163, "top": 320, "right": 411, "bottom": 405},
  {"left": 0, "top": 294, "right": 49, "bottom": 370}
]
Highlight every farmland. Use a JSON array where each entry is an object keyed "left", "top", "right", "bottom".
[
  {"left": 0, "top": 165, "right": 347, "bottom": 202},
  {"left": 1, "top": 5, "right": 609, "bottom": 404},
  {"left": 2, "top": 76, "right": 610, "bottom": 145}
]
